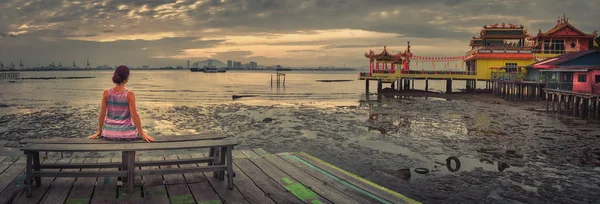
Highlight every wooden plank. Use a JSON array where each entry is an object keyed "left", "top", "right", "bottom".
[
  {"left": 14, "top": 159, "right": 59, "bottom": 204},
  {"left": 21, "top": 133, "right": 226, "bottom": 144},
  {"left": 277, "top": 153, "right": 383, "bottom": 204},
  {"left": 253, "top": 148, "right": 269, "bottom": 156},
  {"left": 239, "top": 150, "right": 330, "bottom": 204},
  {"left": 189, "top": 154, "right": 249, "bottom": 204},
  {"left": 143, "top": 185, "right": 170, "bottom": 204},
  {"left": 64, "top": 158, "right": 98, "bottom": 204},
  {"left": 22, "top": 139, "right": 239, "bottom": 152},
  {"left": 140, "top": 156, "right": 165, "bottom": 186},
  {"left": 40, "top": 158, "right": 82, "bottom": 204},
  {"left": 233, "top": 158, "right": 303, "bottom": 204},
  {"left": 178, "top": 154, "right": 205, "bottom": 183},
  {"left": 184, "top": 153, "right": 221, "bottom": 204},
  {"left": 166, "top": 184, "right": 196, "bottom": 204},
  {"left": 117, "top": 186, "right": 142, "bottom": 203},
  {"left": 261, "top": 154, "right": 361, "bottom": 204},
  {"left": 39, "top": 157, "right": 214, "bottom": 169},
  {"left": 202, "top": 153, "right": 276, "bottom": 204},
  {"left": 139, "top": 156, "right": 169, "bottom": 204},
  {"left": 161, "top": 155, "right": 187, "bottom": 185},
  {"left": 0, "top": 156, "right": 48, "bottom": 204},
  {"left": 0, "top": 157, "right": 24, "bottom": 195},
  {"left": 91, "top": 158, "right": 118, "bottom": 204},
  {"left": 295, "top": 152, "right": 419, "bottom": 204},
  {"left": 232, "top": 150, "right": 247, "bottom": 159},
  {"left": 0, "top": 156, "right": 7, "bottom": 163},
  {"left": 0, "top": 157, "right": 14, "bottom": 175}
]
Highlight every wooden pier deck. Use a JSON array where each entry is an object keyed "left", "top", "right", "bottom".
[{"left": 0, "top": 148, "right": 419, "bottom": 204}]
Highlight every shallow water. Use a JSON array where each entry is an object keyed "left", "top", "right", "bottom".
[{"left": 2, "top": 70, "right": 600, "bottom": 203}]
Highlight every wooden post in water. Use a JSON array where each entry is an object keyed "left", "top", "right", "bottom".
[
  {"left": 446, "top": 79, "right": 452, "bottom": 94},
  {"left": 425, "top": 79, "right": 429, "bottom": 92},
  {"left": 365, "top": 79, "right": 370, "bottom": 98},
  {"left": 546, "top": 92, "right": 549, "bottom": 111},
  {"left": 377, "top": 79, "right": 383, "bottom": 101}
]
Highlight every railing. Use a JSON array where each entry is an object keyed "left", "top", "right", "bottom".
[
  {"left": 491, "top": 72, "right": 526, "bottom": 81},
  {"left": 360, "top": 70, "right": 477, "bottom": 77},
  {"left": 532, "top": 50, "right": 568, "bottom": 54},
  {"left": 545, "top": 81, "right": 573, "bottom": 91}
]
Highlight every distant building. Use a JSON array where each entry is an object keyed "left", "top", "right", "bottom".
[
  {"left": 142, "top": 65, "right": 149, "bottom": 69},
  {"left": 176, "top": 66, "right": 184, "bottom": 69},
  {"left": 233, "top": 61, "right": 237, "bottom": 68},
  {"left": 208, "top": 59, "right": 213, "bottom": 67},
  {"left": 227, "top": 60, "right": 232, "bottom": 68},
  {"left": 235, "top": 61, "right": 242, "bottom": 68},
  {"left": 249, "top": 61, "right": 258, "bottom": 69},
  {"left": 187, "top": 60, "right": 190, "bottom": 69}
]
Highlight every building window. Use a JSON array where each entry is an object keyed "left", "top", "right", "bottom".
[
  {"left": 505, "top": 63, "right": 517, "bottom": 68},
  {"left": 578, "top": 74, "right": 587, "bottom": 82},
  {"left": 595, "top": 75, "right": 600, "bottom": 83}
]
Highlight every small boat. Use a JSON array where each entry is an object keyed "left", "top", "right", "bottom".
[
  {"left": 190, "top": 68, "right": 204, "bottom": 72},
  {"left": 217, "top": 68, "right": 227, "bottom": 73},
  {"left": 204, "top": 67, "right": 218, "bottom": 73}
]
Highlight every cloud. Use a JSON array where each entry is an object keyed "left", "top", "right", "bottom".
[{"left": 0, "top": 0, "right": 599, "bottom": 67}]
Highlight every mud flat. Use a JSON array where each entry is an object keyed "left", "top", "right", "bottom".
[{"left": 1, "top": 94, "right": 600, "bottom": 203}]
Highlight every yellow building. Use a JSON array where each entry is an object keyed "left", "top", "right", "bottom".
[{"left": 463, "top": 23, "right": 535, "bottom": 80}]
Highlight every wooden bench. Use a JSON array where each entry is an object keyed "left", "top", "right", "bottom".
[{"left": 20, "top": 135, "right": 239, "bottom": 197}]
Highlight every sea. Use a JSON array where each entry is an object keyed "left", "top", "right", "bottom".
[{"left": 0, "top": 70, "right": 480, "bottom": 109}]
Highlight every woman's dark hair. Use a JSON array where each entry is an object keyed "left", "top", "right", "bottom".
[{"left": 112, "top": 65, "right": 130, "bottom": 84}]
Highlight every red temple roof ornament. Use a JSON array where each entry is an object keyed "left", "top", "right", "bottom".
[{"left": 534, "top": 14, "right": 597, "bottom": 39}]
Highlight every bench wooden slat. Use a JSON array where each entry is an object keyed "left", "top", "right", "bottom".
[
  {"left": 33, "top": 170, "right": 127, "bottom": 177},
  {"left": 137, "top": 165, "right": 227, "bottom": 176},
  {"left": 38, "top": 157, "right": 214, "bottom": 169},
  {"left": 22, "top": 139, "right": 239, "bottom": 152},
  {"left": 21, "top": 134, "right": 226, "bottom": 144}
]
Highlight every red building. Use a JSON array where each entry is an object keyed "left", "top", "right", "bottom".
[
  {"left": 532, "top": 15, "right": 598, "bottom": 55},
  {"left": 536, "top": 50, "right": 600, "bottom": 94}
]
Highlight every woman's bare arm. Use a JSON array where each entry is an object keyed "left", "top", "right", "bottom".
[
  {"left": 128, "top": 91, "right": 154, "bottom": 142},
  {"left": 89, "top": 90, "right": 108, "bottom": 139}
]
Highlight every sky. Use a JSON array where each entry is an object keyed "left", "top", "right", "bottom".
[{"left": 0, "top": 0, "right": 598, "bottom": 68}]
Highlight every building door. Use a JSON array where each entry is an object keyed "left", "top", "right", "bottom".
[{"left": 594, "top": 75, "right": 600, "bottom": 94}]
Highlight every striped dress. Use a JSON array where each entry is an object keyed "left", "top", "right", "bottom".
[{"left": 101, "top": 89, "right": 140, "bottom": 141}]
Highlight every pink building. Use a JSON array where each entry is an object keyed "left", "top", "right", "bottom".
[{"left": 535, "top": 50, "right": 600, "bottom": 94}]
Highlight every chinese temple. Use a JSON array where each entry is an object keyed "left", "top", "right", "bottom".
[
  {"left": 532, "top": 14, "right": 598, "bottom": 58},
  {"left": 363, "top": 42, "right": 412, "bottom": 76},
  {"left": 463, "top": 23, "right": 536, "bottom": 80}
]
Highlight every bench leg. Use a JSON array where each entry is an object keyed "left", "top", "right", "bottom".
[
  {"left": 26, "top": 151, "right": 33, "bottom": 197},
  {"left": 126, "top": 151, "right": 136, "bottom": 194},
  {"left": 210, "top": 147, "right": 220, "bottom": 179},
  {"left": 227, "top": 146, "right": 233, "bottom": 190},
  {"left": 121, "top": 151, "right": 128, "bottom": 184},
  {"left": 219, "top": 147, "right": 226, "bottom": 181},
  {"left": 33, "top": 151, "right": 41, "bottom": 186}
]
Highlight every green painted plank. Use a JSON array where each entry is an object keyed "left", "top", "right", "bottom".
[
  {"left": 239, "top": 150, "right": 329, "bottom": 204},
  {"left": 278, "top": 153, "right": 385, "bottom": 204},
  {"left": 295, "top": 152, "right": 421, "bottom": 204},
  {"left": 262, "top": 154, "right": 361, "bottom": 204}
]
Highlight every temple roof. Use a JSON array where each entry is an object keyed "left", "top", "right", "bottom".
[
  {"left": 473, "top": 23, "right": 529, "bottom": 40},
  {"left": 534, "top": 15, "right": 597, "bottom": 39},
  {"left": 365, "top": 45, "right": 412, "bottom": 62}
]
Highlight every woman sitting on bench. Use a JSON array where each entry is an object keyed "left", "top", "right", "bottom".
[{"left": 89, "top": 65, "right": 155, "bottom": 143}]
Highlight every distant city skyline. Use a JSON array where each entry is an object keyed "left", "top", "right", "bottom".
[{"left": 0, "top": 1, "right": 598, "bottom": 68}]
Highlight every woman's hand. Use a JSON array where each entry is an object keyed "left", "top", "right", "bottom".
[
  {"left": 140, "top": 132, "right": 155, "bottom": 143},
  {"left": 88, "top": 131, "right": 101, "bottom": 139}
]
